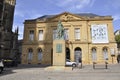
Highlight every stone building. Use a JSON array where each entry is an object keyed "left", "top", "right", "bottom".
[
  {"left": 17, "top": 39, "right": 23, "bottom": 63},
  {"left": 114, "top": 29, "right": 120, "bottom": 35},
  {"left": 114, "top": 29, "right": 120, "bottom": 51},
  {"left": 114, "top": 29, "right": 120, "bottom": 62},
  {"left": 22, "top": 12, "right": 117, "bottom": 65},
  {"left": 0, "top": 0, "right": 18, "bottom": 60}
]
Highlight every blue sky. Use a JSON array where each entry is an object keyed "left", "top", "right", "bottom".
[{"left": 13, "top": 0, "right": 120, "bottom": 39}]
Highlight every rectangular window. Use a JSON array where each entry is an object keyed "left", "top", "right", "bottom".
[
  {"left": 75, "top": 28, "right": 80, "bottom": 40},
  {"left": 64, "top": 29, "right": 69, "bottom": 40},
  {"left": 29, "top": 30, "right": 34, "bottom": 41},
  {"left": 39, "top": 30, "right": 43, "bottom": 41},
  {"left": 53, "top": 29, "right": 57, "bottom": 40}
]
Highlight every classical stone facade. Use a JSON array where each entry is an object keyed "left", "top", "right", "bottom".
[
  {"left": 114, "top": 29, "right": 120, "bottom": 62},
  {"left": 0, "top": 0, "right": 18, "bottom": 60},
  {"left": 22, "top": 12, "right": 117, "bottom": 65}
]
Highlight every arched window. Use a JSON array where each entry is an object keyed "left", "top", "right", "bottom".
[
  {"left": 103, "top": 48, "right": 108, "bottom": 60},
  {"left": 91, "top": 48, "right": 97, "bottom": 61},
  {"left": 38, "top": 48, "right": 42, "bottom": 62},
  {"left": 28, "top": 48, "right": 33, "bottom": 63}
]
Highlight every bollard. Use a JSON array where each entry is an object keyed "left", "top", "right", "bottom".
[
  {"left": 105, "top": 62, "right": 108, "bottom": 69},
  {"left": 81, "top": 63, "right": 82, "bottom": 69},
  {"left": 93, "top": 62, "right": 96, "bottom": 69}
]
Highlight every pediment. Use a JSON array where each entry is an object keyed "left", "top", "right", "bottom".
[{"left": 48, "top": 12, "right": 85, "bottom": 22}]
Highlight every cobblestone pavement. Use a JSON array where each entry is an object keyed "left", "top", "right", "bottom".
[{"left": 0, "top": 64, "right": 120, "bottom": 80}]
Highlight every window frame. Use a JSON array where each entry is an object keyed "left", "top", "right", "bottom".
[
  {"left": 28, "top": 48, "right": 33, "bottom": 62},
  {"left": 29, "top": 30, "right": 34, "bottom": 41},
  {"left": 53, "top": 29, "right": 57, "bottom": 40},
  {"left": 91, "top": 48, "right": 97, "bottom": 61},
  {"left": 64, "top": 28, "right": 69, "bottom": 40},
  {"left": 38, "top": 48, "right": 43, "bottom": 61},
  {"left": 38, "top": 30, "right": 44, "bottom": 41},
  {"left": 74, "top": 28, "right": 80, "bottom": 40},
  {"left": 103, "top": 48, "right": 108, "bottom": 60}
]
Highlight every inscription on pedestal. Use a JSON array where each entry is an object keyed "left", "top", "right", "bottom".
[{"left": 56, "top": 44, "right": 62, "bottom": 53}]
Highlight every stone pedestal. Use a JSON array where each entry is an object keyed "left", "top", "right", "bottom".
[{"left": 53, "top": 40, "right": 65, "bottom": 66}]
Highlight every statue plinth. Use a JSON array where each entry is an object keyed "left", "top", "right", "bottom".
[
  {"left": 52, "top": 20, "right": 66, "bottom": 66},
  {"left": 53, "top": 40, "right": 65, "bottom": 66}
]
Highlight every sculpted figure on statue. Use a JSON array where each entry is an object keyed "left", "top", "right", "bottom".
[{"left": 56, "top": 20, "right": 64, "bottom": 40}]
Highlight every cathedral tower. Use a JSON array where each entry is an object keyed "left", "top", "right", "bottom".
[{"left": 0, "top": 0, "right": 18, "bottom": 60}]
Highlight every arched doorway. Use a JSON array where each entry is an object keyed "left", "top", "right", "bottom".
[
  {"left": 102, "top": 47, "right": 108, "bottom": 60},
  {"left": 66, "top": 48, "right": 70, "bottom": 60},
  {"left": 28, "top": 48, "right": 33, "bottom": 64},
  {"left": 91, "top": 47, "right": 97, "bottom": 62},
  {"left": 37, "top": 48, "right": 42, "bottom": 64},
  {"left": 74, "top": 47, "right": 82, "bottom": 63}
]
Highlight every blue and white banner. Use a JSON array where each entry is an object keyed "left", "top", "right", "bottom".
[{"left": 91, "top": 24, "right": 109, "bottom": 43}]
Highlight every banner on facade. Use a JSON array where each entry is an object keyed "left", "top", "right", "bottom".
[{"left": 91, "top": 24, "right": 109, "bottom": 43}]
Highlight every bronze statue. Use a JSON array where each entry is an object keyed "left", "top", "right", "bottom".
[{"left": 56, "top": 21, "right": 64, "bottom": 40}]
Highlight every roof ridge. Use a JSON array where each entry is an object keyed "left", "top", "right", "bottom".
[{"left": 34, "top": 12, "right": 112, "bottom": 21}]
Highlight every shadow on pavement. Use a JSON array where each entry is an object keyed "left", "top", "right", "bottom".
[
  {"left": 93, "top": 67, "right": 109, "bottom": 70},
  {"left": 0, "top": 64, "right": 50, "bottom": 76},
  {"left": 0, "top": 68, "right": 16, "bottom": 76},
  {"left": 14, "top": 64, "right": 50, "bottom": 69}
]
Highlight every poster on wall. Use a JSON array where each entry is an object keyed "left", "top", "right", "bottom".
[{"left": 91, "top": 24, "right": 109, "bottom": 43}]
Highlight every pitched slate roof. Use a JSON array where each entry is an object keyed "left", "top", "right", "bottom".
[
  {"left": 37, "top": 15, "right": 54, "bottom": 19},
  {"left": 76, "top": 13, "right": 100, "bottom": 17},
  {"left": 36, "top": 13, "right": 101, "bottom": 20},
  {"left": 24, "top": 12, "right": 112, "bottom": 23}
]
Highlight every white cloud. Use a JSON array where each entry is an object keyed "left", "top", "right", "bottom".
[
  {"left": 14, "top": 2, "right": 42, "bottom": 19},
  {"left": 15, "top": 9, "right": 42, "bottom": 19},
  {"left": 17, "top": 26, "right": 24, "bottom": 39},
  {"left": 28, "top": 12, "right": 42, "bottom": 19},
  {"left": 13, "top": 24, "right": 24, "bottom": 39},
  {"left": 18, "top": 31, "right": 23, "bottom": 40},
  {"left": 113, "top": 14, "right": 120, "bottom": 21},
  {"left": 51, "top": 0, "right": 95, "bottom": 10}
]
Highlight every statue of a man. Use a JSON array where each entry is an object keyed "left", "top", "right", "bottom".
[{"left": 57, "top": 21, "right": 64, "bottom": 40}]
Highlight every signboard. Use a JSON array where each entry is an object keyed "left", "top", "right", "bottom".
[
  {"left": 91, "top": 24, "right": 109, "bottom": 43},
  {"left": 56, "top": 44, "right": 62, "bottom": 53}
]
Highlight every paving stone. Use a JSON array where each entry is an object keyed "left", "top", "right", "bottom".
[{"left": 0, "top": 64, "right": 120, "bottom": 80}]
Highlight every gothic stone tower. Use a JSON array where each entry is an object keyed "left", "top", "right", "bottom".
[{"left": 0, "top": 0, "right": 18, "bottom": 59}]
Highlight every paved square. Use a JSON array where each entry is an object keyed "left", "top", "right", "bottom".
[{"left": 0, "top": 64, "right": 120, "bottom": 80}]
